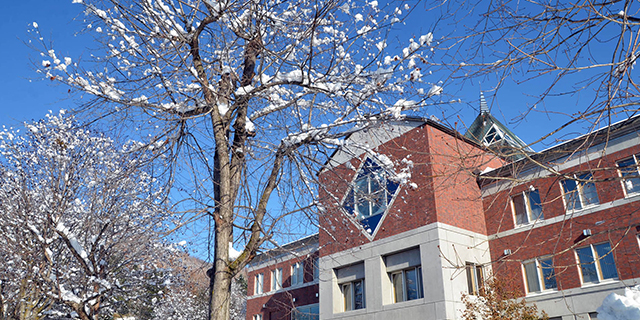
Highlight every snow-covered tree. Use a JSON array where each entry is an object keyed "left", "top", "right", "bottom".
[
  {"left": 32, "top": 1, "right": 440, "bottom": 319},
  {"left": 0, "top": 112, "right": 173, "bottom": 320}
]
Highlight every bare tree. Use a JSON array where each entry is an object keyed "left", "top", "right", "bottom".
[
  {"left": 31, "top": 1, "right": 441, "bottom": 319},
  {"left": 438, "top": 0, "right": 640, "bottom": 136},
  {"left": 0, "top": 112, "right": 174, "bottom": 320}
]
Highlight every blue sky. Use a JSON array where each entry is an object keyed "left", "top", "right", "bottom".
[
  {"left": 0, "top": 1, "right": 84, "bottom": 125},
  {"left": 0, "top": 0, "right": 571, "bottom": 149}
]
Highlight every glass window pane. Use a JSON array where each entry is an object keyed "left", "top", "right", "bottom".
[
  {"left": 540, "top": 259, "right": 557, "bottom": 290},
  {"left": 405, "top": 268, "right": 420, "bottom": 301},
  {"left": 353, "top": 280, "right": 364, "bottom": 310},
  {"left": 513, "top": 194, "right": 528, "bottom": 225},
  {"left": 594, "top": 243, "right": 618, "bottom": 280},
  {"left": 579, "top": 173, "right": 599, "bottom": 206},
  {"left": 577, "top": 247, "right": 599, "bottom": 283},
  {"left": 527, "top": 190, "right": 543, "bottom": 220},
  {"left": 524, "top": 261, "right": 541, "bottom": 292},
  {"left": 392, "top": 272, "right": 404, "bottom": 302},
  {"left": 619, "top": 158, "right": 640, "bottom": 194},
  {"left": 356, "top": 200, "right": 370, "bottom": 219},
  {"left": 466, "top": 264, "right": 477, "bottom": 294},
  {"left": 562, "top": 179, "right": 581, "bottom": 210}
]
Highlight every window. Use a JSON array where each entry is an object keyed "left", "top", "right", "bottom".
[
  {"left": 512, "top": 189, "right": 543, "bottom": 225},
  {"left": 384, "top": 248, "right": 423, "bottom": 303},
  {"left": 292, "top": 262, "right": 303, "bottom": 286},
  {"left": 292, "top": 303, "right": 319, "bottom": 320},
  {"left": 523, "top": 257, "right": 557, "bottom": 293},
  {"left": 342, "top": 158, "right": 399, "bottom": 235},
  {"left": 466, "top": 263, "right": 484, "bottom": 295},
  {"left": 482, "top": 124, "right": 519, "bottom": 147},
  {"left": 576, "top": 242, "right": 618, "bottom": 283},
  {"left": 254, "top": 273, "right": 264, "bottom": 294},
  {"left": 253, "top": 314, "right": 263, "bottom": 320},
  {"left": 617, "top": 156, "right": 640, "bottom": 195},
  {"left": 561, "top": 173, "right": 599, "bottom": 210},
  {"left": 313, "top": 257, "right": 319, "bottom": 281},
  {"left": 335, "top": 262, "right": 365, "bottom": 312},
  {"left": 341, "top": 279, "right": 365, "bottom": 311},
  {"left": 271, "top": 268, "right": 282, "bottom": 291},
  {"left": 391, "top": 266, "right": 423, "bottom": 302}
]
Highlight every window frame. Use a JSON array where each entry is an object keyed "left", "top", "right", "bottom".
[
  {"left": 576, "top": 242, "right": 619, "bottom": 284},
  {"left": 340, "top": 279, "right": 365, "bottom": 311},
  {"left": 352, "top": 168, "right": 389, "bottom": 220},
  {"left": 511, "top": 189, "right": 543, "bottom": 226},
  {"left": 253, "top": 314, "right": 263, "bottom": 320},
  {"left": 291, "top": 261, "right": 303, "bottom": 286},
  {"left": 561, "top": 173, "right": 600, "bottom": 211},
  {"left": 291, "top": 303, "right": 319, "bottom": 320},
  {"left": 271, "top": 268, "right": 282, "bottom": 291},
  {"left": 522, "top": 257, "right": 557, "bottom": 293},
  {"left": 617, "top": 155, "right": 640, "bottom": 196},
  {"left": 254, "top": 273, "right": 264, "bottom": 295},
  {"left": 390, "top": 266, "right": 424, "bottom": 303},
  {"left": 466, "top": 262, "right": 484, "bottom": 295}
]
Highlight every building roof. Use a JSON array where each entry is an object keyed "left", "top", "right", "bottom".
[
  {"left": 479, "top": 114, "right": 640, "bottom": 181},
  {"left": 247, "top": 233, "right": 319, "bottom": 269},
  {"left": 464, "top": 92, "right": 533, "bottom": 161}
]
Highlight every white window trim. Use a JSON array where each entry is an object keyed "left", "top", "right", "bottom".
[
  {"left": 253, "top": 314, "right": 263, "bottom": 320},
  {"left": 617, "top": 155, "right": 640, "bottom": 197},
  {"left": 255, "top": 273, "right": 264, "bottom": 295},
  {"left": 522, "top": 257, "right": 557, "bottom": 294},
  {"left": 561, "top": 173, "right": 599, "bottom": 211},
  {"left": 292, "top": 262, "right": 303, "bottom": 286},
  {"left": 271, "top": 268, "right": 282, "bottom": 291},
  {"left": 511, "top": 189, "right": 543, "bottom": 226},
  {"left": 576, "top": 243, "right": 619, "bottom": 284}
]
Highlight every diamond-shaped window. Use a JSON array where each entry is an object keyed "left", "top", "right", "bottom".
[{"left": 342, "top": 158, "right": 399, "bottom": 235}]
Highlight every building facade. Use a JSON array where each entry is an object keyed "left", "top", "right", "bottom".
[
  {"left": 247, "top": 104, "right": 640, "bottom": 320},
  {"left": 246, "top": 234, "right": 320, "bottom": 320}
]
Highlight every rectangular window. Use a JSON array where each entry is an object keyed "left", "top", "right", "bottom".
[
  {"left": 341, "top": 279, "right": 365, "bottom": 311},
  {"left": 466, "top": 263, "right": 484, "bottom": 295},
  {"left": 271, "top": 268, "right": 282, "bottom": 291},
  {"left": 254, "top": 273, "right": 264, "bottom": 294},
  {"left": 512, "top": 189, "right": 543, "bottom": 225},
  {"left": 292, "top": 262, "right": 303, "bottom": 286},
  {"left": 617, "top": 156, "right": 640, "bottom": 195},
  {"left": 292, "top": 303, "right": 319, "bottom": 320},
  {"left": 576, "top": 242, "right": 618, "bottom": 284},
  {"left": 391, "top": 266, "right": 423, "bottom": 303},
  {"left": 561, "top": 173, "right": 599, "bottom": 211},
  {"left": 523, "top": 257, "right": 557, "bottom": 293},
  {"left": 253, "top": 314, "right": 263, "bottom": 320}
]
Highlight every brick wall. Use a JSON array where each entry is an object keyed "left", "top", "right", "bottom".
[
  {"left": 485, "top": 145, "right": 640, "bottom": 295},
  {"left": 246, "top": 252, "right": 319, "bottom": 320},
  {"left": 319, "top": 122, "right": 504, "bottom": 257}
]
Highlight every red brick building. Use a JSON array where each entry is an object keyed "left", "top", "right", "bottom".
[
  {"left": 246, "top": 234, "right": 319, "bottom": 320},
  {"left": 247, "top": 99, "right": 640, "bottom": 320}
]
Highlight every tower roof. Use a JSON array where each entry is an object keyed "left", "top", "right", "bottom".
[{"left": 464, "top": 92, "right": 533, "bottom": 160}]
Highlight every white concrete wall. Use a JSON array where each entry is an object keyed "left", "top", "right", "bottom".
[{"left": 319, "top": 222, "right": 492, "bottom": 320}]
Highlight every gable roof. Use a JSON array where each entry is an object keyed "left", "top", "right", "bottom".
[{"left": 464, "top": 92, "right": 533, "bottom": 160}]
